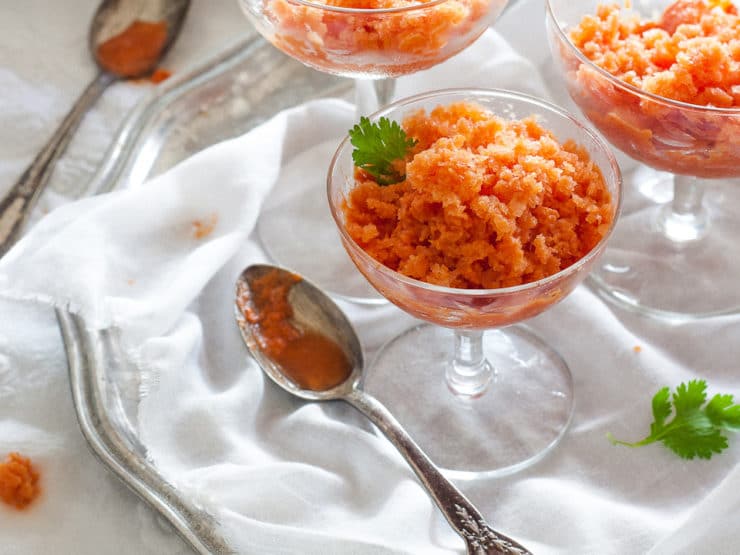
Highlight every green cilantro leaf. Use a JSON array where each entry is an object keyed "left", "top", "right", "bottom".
[
  {"left": 706, "top": 394, "right": 740, "bottom": 430},
  {"left": 348, "top": 116, "right": 417, "bottom": 186},
  {"left": 607, "top": 379, "right": 740, "bottom": 460},
  {"left": 651, "top": 386, "right": 671, "bottom": 435},
  {"left": 673, "top": 379, "right": 706, "bottom": 416}
]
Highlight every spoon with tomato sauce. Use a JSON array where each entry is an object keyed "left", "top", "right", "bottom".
[
  {"left": 235, "top": 264, "right": 532, "bottom": 555},
  {"left": 0, "top": 0, "right": 190, "bottom": 258}
]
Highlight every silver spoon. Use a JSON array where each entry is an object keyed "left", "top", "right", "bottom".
[
  {"left": 235, "top": 264, "right": 533, "bottom": 555},
  {"left": 0, "top": 0, "right": 190, "bottom": 258}
]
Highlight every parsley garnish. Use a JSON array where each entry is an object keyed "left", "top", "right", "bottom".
[
  {"left": 348, "top": 116, "right": 417, "bottom": 186},
  {"left": 608, "top": 379, "right": 740, "bottom": 459}
]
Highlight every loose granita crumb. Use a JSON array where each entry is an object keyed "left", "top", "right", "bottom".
[
  {"left": 343, "top": 101, "right": 614, "bottom": 289},
  {"left": 191, "top": 214, "right": 218, "bottom": 240},
  {"left": 569, "top": 0, "right": 740, "bottom": 107},
  {"left": 0, "top": 453, "right": 40, "bottom": 510},
  {"left": 633, "top": 345, "right": 642, "bottom": 353}
]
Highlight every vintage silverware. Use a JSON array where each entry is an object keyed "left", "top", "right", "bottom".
[
  {"left": 0, "top": 0, "right": 190, "bottom": 258},
  {"left": 56, "top": 306, "right": 235, "bottom": 554},
  {"left": 235, "top": 264, "right": 533, "bottom": 555}
]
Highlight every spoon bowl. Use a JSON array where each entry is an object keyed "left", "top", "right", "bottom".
[
  {"left": 91, "top": 0, "right": 191, "bottom": 78},
  {"left": 236, "top": 264, "right": 363, "bottom": 401},
  {"left": 235, "top": 263, "right": 533, "bottom": 555}
]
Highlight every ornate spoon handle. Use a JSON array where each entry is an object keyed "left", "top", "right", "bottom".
[
  {"left": 0, "top": 70, "right": 117, "bottom": 258},
  {"left": 344, "top": 388, "right": 533, "bottom": 555}
]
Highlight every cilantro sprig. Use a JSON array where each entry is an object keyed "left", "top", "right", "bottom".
[
  {"left": 608, "top": 379, "right": 740, "bottom": 460},
  {"left": 348, "top": 116, "right": 417, "bottom": 186}
]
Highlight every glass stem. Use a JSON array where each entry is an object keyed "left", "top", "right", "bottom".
[
  {"left": 354, "top": 77, "right": 397, "bottom": 117},
  {"left": 446, "top": 330, "right": 493, "bottom": 398},
  {"left": 658, "top": 175, "right": 708, "bottom": 242}
]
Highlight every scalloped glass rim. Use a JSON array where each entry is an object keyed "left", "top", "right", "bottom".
[
  {"left": 285, "top": 0, "right": 451, "bottom": 15},
  {"left": 327, "top": 87, "right": 623, "bottom": 298},
  {"left": 545, "top": 0, "right": 740, "bottom": 115}
]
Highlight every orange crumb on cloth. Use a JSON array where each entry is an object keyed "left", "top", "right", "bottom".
[{"left": 0, "top": 453, "right": 40, "bottom": 510}]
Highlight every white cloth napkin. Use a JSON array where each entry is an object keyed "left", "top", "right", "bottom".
[{"left": 1, "top": 1, "right": 739, "bottom": 555}]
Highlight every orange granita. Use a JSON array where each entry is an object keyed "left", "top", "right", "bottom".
[
  {"left": 264, "top": 0, "right": 496, "bottom": 76},
  {"left": 560, "top": 0, "right": 740, "bottom": 177},
  {"left": 569, "top": 0, "right": 740, "bottom": 107},
  {"left": 343, "top": 102, "right": 613, "bottom": 289},
  {"left": 0, "top": 452, "right": 41, "bottom": 510}
]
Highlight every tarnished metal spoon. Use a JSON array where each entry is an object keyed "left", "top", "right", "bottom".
[
  {"left": 0, "top": 0, "right": 190, "bottom": 258},
  {"left": 235, "top": 264, "right": 533, "bottom": 555}
]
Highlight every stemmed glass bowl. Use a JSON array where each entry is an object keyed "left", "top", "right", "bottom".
[
  {"left": 546, "top": 0, "right": 740, "bottom": 319},
  {"left": 237, "top": 0, "right": 509, "bottom": 303},
  {"left": 239, "top": 0, "right": 507, "bottom": 79},
  {"left": 328, "top": 89, "right": 622, "bottom": 477},
  {"left": 238, "top": 0, "right": 508, "bottom": 81}
]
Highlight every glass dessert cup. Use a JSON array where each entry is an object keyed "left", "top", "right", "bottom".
[
  {"left": 237, "top": 0, "right": 508, "bottom": 303},
  {"left": 237, "top": 0, "right": 509, "bottom": 102},
  {"left": 328, "top": 89, "right": 622, "bottom": 477},
  {"left": 546, "top": 0, "right": 740, "bottom": 320}
]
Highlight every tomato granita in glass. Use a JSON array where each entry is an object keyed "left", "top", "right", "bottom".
[
  {"left": 560, "top": 0, "right": 740, "bottom": 177},
  {"left": 571, "top": 0, "right": 739, "bottom": 107},
  {"left": 262, "top": 0, "right": 497, "bottom": 76},
  {"left": 342, "top": 101, "right": 614, "bottom": 289},
  {"left": 328, "top": 91, "right": 621, "bottom": 477}
]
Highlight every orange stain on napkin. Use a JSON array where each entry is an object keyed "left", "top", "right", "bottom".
[
  {"left": 191, "top": 214, "right": 218, "bottom": 240},
  {"left": 0, "top": 452, "right": 41, "bottom": 510}
]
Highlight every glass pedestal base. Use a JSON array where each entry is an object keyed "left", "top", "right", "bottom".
[
  {"left": 362, "top": 323, "right": 574, "bottom": 479},
  {"left": 590, "top": 177, "right": 740, "bottom": 320}
]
